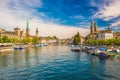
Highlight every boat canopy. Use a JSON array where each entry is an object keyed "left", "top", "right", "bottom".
[{"left": 98, "top": 47, "right": 106, "bottom": 51}]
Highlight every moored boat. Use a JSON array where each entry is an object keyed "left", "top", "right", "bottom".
[
  {"left": 71, "top": 45, "right": 83, "bottom": 52},
  {"left": 35, "top": 43, "right": 48, "bottom": 47},
  {"left": 82, "top": 46, "right": 89, "bottom": 52},
  {"left": 107, "top": 48, "right": 120, "bottom": 58},
  {"left": 14, "top": 46, "right": 26, "bottom": 50},
  {"left": 91, "top": 47, "right": 109, "bottom": 58},
  {"left": 98, "top": 52, "right": 108, "bottom": 59},
  {"left": 87, "top": 47, "right": 95, "bottom": 54}
]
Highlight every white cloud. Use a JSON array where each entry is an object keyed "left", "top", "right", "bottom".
[
  {"left": 93, "top": 0, "right": 120, "bottom": 27},
  {"left": 94, "top": 0, "right": 120, "bottom": 20},
  {"left": 90, "top": 0, "right": 97, "bottom": 7},
  {"left": 70, "top": 15, "right": 84, "bottom": 19},
  {"left": 9, "top": 0, "right": 42, "bottom": 8},
  {"left": 0, "top": 0, "right": 89, "bottom": 39},
  {"left": 29, "top": 20, "right": 89, "bottom": 38},
  {"left": 111, "top": 20, "right": 120, "bottom": 27}
]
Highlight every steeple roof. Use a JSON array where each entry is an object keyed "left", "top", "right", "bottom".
[
  {"left": 94, "top": 22, "right": 97, "bottom": 27},
  {"left": 108, "top": 23, "right": 110, "bottom": 30},
  {"left": 26, "top": 20, "right": 29, "bottom": 29},
  {"left": 91, "top": 21, "right": 94, "bottom": 28}
]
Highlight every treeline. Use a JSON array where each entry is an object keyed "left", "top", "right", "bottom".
[
  {"left": 43, "top": 36, "right": 58, "bottom": 40},
  {"left": 86, "top": 38, "right": 120, "bottom": 45},
  {"left": 0, "top": 35, "right": 58, "bottom": 44},
  {"left": 0, "top": 35, "right": 38, "bottom": 44}
]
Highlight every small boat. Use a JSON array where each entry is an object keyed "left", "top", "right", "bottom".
[
  {"left": 82, "top": 46, "right": 89, "bottom": 52},
  {"left": 114, "top": 55, "right": 120, "bottom": 59},
  {"left": 87, "top": 47, "right": 95, "bottom": 54},
  {"left": 71, "top": 45, "right": 83, "bottom": 52},
  {"left": 35, "top": 44, "right": 42, "bottom": 47},
  {"left": 92, "top": 47, "right": 108, "bottom": 58},
  {"left": 43, "top": 44, "right": 47, "bottom": 46},
  {"left": 107, "top": 48, "right": 120, "bottom": 58},
  {"left": 98, "top": 52, "right": 108, "bottom": 59},
  {"left": 97, "top": 47, "right": 108, "bottom": 58},
  {"left": 107, "top": 48, "right": 120, "bottom": 53},
  {"left": 14, "top": 46, "right": 26, "bottom": 50}
]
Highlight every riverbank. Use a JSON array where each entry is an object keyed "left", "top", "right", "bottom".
[
  {"left": 0, "top": 43, "right": 49, "bottom": 52},
  {"left": 0, "top": 47, "right": 14, "bottom": 52}
]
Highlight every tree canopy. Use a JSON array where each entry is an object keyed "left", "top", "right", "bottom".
[
  {"left": 73, "top": 32, "right": 81, "bottom": 45},
  {"left": 86, "top": 38, "right": 120, "bottom": 46}
]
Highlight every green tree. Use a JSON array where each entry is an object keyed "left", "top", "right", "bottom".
[
  {"left": 73, "top": 32, "right": 81, "bottom": 45},
  {"left": 1, "top": 35, "right": 10, "bottom": 43},
  {"left": 22, "top": 37, "right": 32, "bottom": 44},
  {"left": 32, "top": 37, "right": 38, "bottom": 44},
  {"left": 11, "top": 38, "right": 20, "bottom": 43},
  {"left": 53, "top": 36, "right": 58, "bottom": 39},
  {"left": 0, "top": 38, "right": 2, "bottom": 43},
  {"left": 113, "top": 38, "right": 120, "bottom": 45}
]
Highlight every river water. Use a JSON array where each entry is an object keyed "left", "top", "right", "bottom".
[{"left": 0, "top": 46, "right": 120, "bottom": 80}]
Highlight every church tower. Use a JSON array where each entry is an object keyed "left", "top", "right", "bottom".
[
  {"left": 26, "top": 20, "right": 30, "bottom": 38},
  {"left": 90, "top": 21, "right": 94, "bottom": 34},
  {"left": 94, "top": 22, "right": 98, "bottom": 33},
  {"left": 108, "top": 23, "right": 110, "bottom": 30},
  {"left": 14, "top": 27, "right": 21, "bottom": 36},
  {"left": 107, "top": 23, "right": 112, "bottom": 33},
  {"left": 36, "top": 27, "right": 39, "bottom": 38}
]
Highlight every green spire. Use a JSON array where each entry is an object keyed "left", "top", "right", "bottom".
[{"left": 26, "top": 20, "right": 29, "bottom": 29}]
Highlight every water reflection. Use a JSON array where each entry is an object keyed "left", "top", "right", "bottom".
[
  {"left": 72, "top": 52, "right": 81, "bottom": 61},
  {"left": 0, "top": 53, "right": 8, "bottom": 68},
  {"left": 13, "top": 50, "right": 20, "bottom": 67},
  {"left": 91, "top": 56, "right": 99, "bottom": 68},
  {"left": 25, "top": 49, "right": 30, "bottom": 67},
  {"left": 34, "top": 47, "right": 39, "bottom": 65}
]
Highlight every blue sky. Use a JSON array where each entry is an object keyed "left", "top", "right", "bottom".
[{"left": 0, "top": 0, "right": 120, "bottom": 38}]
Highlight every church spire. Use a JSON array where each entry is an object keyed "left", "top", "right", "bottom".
[
  {"left": 26, "top": 20, "right": 30, "bottom": 38},
  {"left": 108, "top": 23, "right": 110, "bottom": 30},
  {"left": 36, "top": 27, "right": 38, "bottom": 32},
  {"left": 90, "top": 21, "right": 94, "bottom": 34},
  {"left": 26, "top": 20, "right": 29, "bottom": 29},
  {"left": 94, "top": 22, "right": 98, "bottom": 33},
  {"left": 36, "top": 27, "right": 39, "bottom": 38}
]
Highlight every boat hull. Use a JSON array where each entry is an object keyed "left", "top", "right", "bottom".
[{"left": 14, "top": 47, "right": 26, "bottom": 50}]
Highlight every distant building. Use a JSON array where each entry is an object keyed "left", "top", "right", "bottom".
[
  {"left": 81, "top": 36, "right": 85, "bottom": 44},
  {"left": 97, "top": 32, "right": 113, "bottom": 40},
  {"left": 0, "top": 21, "right": 39, "bottom": 40},
  {"left": 26, "top": 20, "right": 30, "bottom": 38},
  {"left": 86, "top": 22, "right": 112, "bottom": 40},
  {"left": 39, "top": 37, "right": 58, "bottom": 44},
  {"left": 0, "top": 28, "right": 23, "bottom": 39},
  {"left": 90, "top": 21, "right": 99, "bottom": 34},
  {"left": 36, "top": 27, "right": 39, "bottom": 38},
  {"left": 113, "top": 32, "right": 120, "bottom": 38},
  {"left": 86, "top": 21, "right": 99, "bottom": 40}
]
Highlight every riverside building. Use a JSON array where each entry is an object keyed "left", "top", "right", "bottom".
[
  {"left": 0, "top": 21, "right": 39, "bottom": 40},
  {"left": 86, "top": 22, "right": 113, "bottom": 40}
]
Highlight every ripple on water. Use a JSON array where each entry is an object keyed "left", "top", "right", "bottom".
[{"left": 0, "top": 46, "right": 120, "bottom": 80}]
